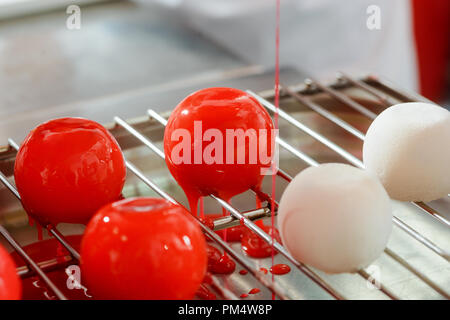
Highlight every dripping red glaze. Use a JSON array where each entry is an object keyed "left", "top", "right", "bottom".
[
  {"left": 239, "top": 269, "right": 248, "bottom": 275},
  {"left": 270, "top": 264, "right": 291, "bottom": 275},
  {"left": 260, "top": 267, "right": 268, "bottom": 274},
  {"left": 249, "top": 288, "right": 261, "bottom": 295},
  {"left": 196, "top": 284, "right": 216, "bottom": 300},
  {"left": 206, "top": 244, "right": 236, "bottom": 274},
  {"left": 241, "top": 225, "right": 281, "bottom": 258},
  {"left": 163, "top": 87, "right": 275, "bottom": 215}
]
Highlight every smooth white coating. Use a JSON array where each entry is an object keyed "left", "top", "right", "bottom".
[
  {"left": 278, "top": 163, "right": 392, "bottom": 274},
  {"left": 363, "top": 102, "right": 450, "bottom": 202}
]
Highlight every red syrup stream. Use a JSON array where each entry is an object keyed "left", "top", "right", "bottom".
[
  {"left": 28, "top": 216, "right": 43, "bottom": 241},
  {"left": 270, "top": 0, "right": 281, "bottom": 300},
  {"left": 199, "top": 196, "right": 205, "bottom": 220}
]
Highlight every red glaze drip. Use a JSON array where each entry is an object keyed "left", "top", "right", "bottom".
[
  {"left": 222, "top": 205, "right": 229, "bottom": 241},
  {"left": 271, "top": 0, "right": 281, "bottom": 301},
  {"left": 200, "top": 216, "right": 215, "bottom": 230},
  {"left": 218, "top": 225, "right": 246, "bottom": 242},
  {"left": 260, "top": 267, "right": 268, "bottom": 274},
  {"left": 270, "top": 264, "right": 291, "bottom": 275},
  {"left": 206, "top": 244, "right": 236, "bottom": 274},
  {"left": 163, "top": 88, "right": 275, "bottom": 204},
  {"left": 249, "top": 288, "right": 261, "bottom": 295},
  {"left": 36, "top": 224, "right": 43, "bottom": 241},
  {"left": 199, "top": 197, "right": 205, "bottom": 220},
  {"left": 187, "top": 192, "right": 200, "bottom": 217},
  {"left": 203, "top": 272, "right": 213, "bottom": 285},
  {"left": 55, "top": 242, "right": 66, "bottom": 264},
  {"left": 240, "top": 293, "right": 249, "bottom": 298},
  {"left": 212, "top": 255, "right": 236, "bottom": 274},
  {"left": 241, "top": 225, "right": 281, "bottom": 258},
  {"left": 239, "top": 269, "right": 248, "bottom": 275},
  {"left": 196, "top": 284, "right": 216, "bottom": 300}
]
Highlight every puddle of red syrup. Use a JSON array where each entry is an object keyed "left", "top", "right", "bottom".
[
  {"left": 206, "top": 244, "right": 236, "bottom": 274},
  {"left": 249, "top": 288, "right": 261, "bottom": 295},
  {"left": 196, "top": 284, "right": 216, "bottom": 300},
  {"left": 260, "top": 267, "right": 268, "bottom": 274},
  {"left": 240, "top": 293, "right": 249, "bottom": 298},
  {"left": 199, "top": 197, "right": 205, "bottom": 220},
  {"left": 239, "top": 269, "right": 248, "bottom": 275},
  {"left": 241, "top": 225, "right": 281, "bottom": 258},
  {"left": 270, "top": 264, "right": 291, "bottom": 275},
  {"left": 270, "top": 0, "right": 281, "bottom": 301},
  {"left": 9, "top": 235, "right": 89, "bottom": 300}
]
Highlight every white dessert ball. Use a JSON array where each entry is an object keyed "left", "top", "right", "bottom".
[
  {"left": 363, "top": 102, "right": 450, "bottom": 202},
  {"left": 278, "top": 163, "right": 392, "bottom": 274}
]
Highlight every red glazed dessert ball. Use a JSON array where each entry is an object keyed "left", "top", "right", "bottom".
[
  {"left": 80, "top": 197, "right": 207, "bottom": 300},
  {"left": 14, "top": 118, "right": 126, "bottom": 226},
  {"left": 164, "top": 87, "right": 275, "bottom": 213},
  {"left": 0, "top": 244, "right": 21, "bottom": 300}
]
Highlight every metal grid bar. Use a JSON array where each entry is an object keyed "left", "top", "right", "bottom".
[
  {"left": 279, "top": 88, "right": 450, "bottom": 228},
  {"left": 119, "top": 111, "right": 404, "bottom": 300},
  {"left": 116, "top": 115, "right": 346, "bottom": 300},
  {"left": 248, "top": 91, "right": 450, "bottom": 247},
  {"left": 336, "top": 72, "right": 392, "bottom": 107},
  {"left": 306, "top": 78, "right": 378, "bottom": 120},
  {"left": 1, "top": 142, "right": 249, "bottom": 301},
  {"left": 0, "top": 75, "right": 447, "bottom": 300},
  {"left": 249, "top": 160, "right": 449, "bottom": 299},
  {"left": 124, "top": 159, "right": 286, "bottom": 300}
]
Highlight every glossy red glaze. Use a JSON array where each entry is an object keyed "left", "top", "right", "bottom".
[
  {"left": 270, "top": 264, "right": 291, "bottom": 275},
  {"left": 239, "top": 269, "right": 248, "bottom": 275},
  {"left": 0, "top": 244, "right": 21, "bottom": 300},
  {"left": 14, "top": 118, "right": 126, "bottom": 226},
  {"left": 240, "top": 293, "right": 248, "bottom": 298},
  {"left": 163, "top": 87, "right": 274, "bottom": 214},
  {"left": 241, "top": 225, "right": 281, "bottom": 258},
  {"left": 248, "top": 288, "right": 261, "bottom": 295},
  {"left": 10, "top": 235, "right": 88, "bottom": 300},
  {"left": 196, "top": 284, "right": 216, "bottom": 300},
  {"left": 80, "top": 197, "right": 207, "bottom": 300},
  {"left": 206, "top": 244, "right": 236, "bottom": 275}
]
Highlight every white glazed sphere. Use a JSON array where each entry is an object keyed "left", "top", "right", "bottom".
[
  {"left": 278, "top": 163, "right": 392, "bottom": 274},
  {"left": 363, "top": 102, "right": 450, "bottom": 202}
]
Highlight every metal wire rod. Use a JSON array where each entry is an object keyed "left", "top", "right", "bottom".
[
  {"left": 249, "top": 92, "right": 450, "bottom": 256},
  {"left": 125, "top": 160, "right": 293, "bottom": 300},
  {"left": 120, "top": 113, "right": 346, "bottom": 300},
  {"left": 0, "top": 224, "right": 67, "bottom": 300}
]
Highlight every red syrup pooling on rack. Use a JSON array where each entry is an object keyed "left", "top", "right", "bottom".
[
  {"left": 269, "top": 0, "right": 281, "bottom": 301},
  {"left": 196, "top": 284, "right": 216, "bottom": 300},
  {"left": 240, "top": 293, "right": 249, "bottom": 298},
  {"left": 239, "top": 269, "right": 248, "bottom": 275},
  {"left": 241, "top": 224, "right": 281, "bottom": 258},
  {"left": 249, "top": 288, "right": 261, "bottom": 295},
  {"left": 206, "top": 244, "right": 236, "bottom": 274},
  {"left": 9, "top": 235, "right": 90, "bottom": 300},
  {"left": 270, "top": 264, "right": 291, "bottom": 275},
  {"left": 28, "top": 216, "right": 44, "bottom": 241}
]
